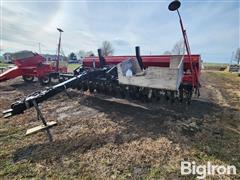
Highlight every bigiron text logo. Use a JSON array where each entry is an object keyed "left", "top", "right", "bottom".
[{"left": 181, "top": 161, "right": 237, "bottom": 179}]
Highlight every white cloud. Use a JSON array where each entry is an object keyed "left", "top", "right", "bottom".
[{"left": 1, "top": 1, "right": 239, "bottom": 62}]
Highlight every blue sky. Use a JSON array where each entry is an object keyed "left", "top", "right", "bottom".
[{"left": 1, "top": 0, "right": 239, "bottom": 63}]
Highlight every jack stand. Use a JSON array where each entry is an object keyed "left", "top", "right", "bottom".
[
  {"left": 25, "top": 100, "right": 57, "bottom": 142},
  {"left": 64, "top": 90, "right": 72, "bottom": 99},
  {"left": 64, "top": 85, "right": 72, "bottom": 99}
]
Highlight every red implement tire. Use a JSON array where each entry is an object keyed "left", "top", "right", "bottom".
[
  {"left": 22, "top": 75, "right": 34, "bottom": 83},
  {"left": 39, "top": 75, "right": 51, "bottom": 85}
]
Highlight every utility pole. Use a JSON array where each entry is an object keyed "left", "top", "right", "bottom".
[{"left": 56, "top": 28, "right": 64, "bottom": 72}]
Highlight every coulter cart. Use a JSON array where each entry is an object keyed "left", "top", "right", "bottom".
[{"left": 0, "top": 51, "right": 67, "bottom": 85}]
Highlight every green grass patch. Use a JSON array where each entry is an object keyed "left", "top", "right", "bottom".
[
  {"left": 0, "top": 121, "right": 94, "bottom": 178},
  {"left": 203, "top": 63, "right": 228, "bottom": 67},
  {"left": 0, "top": 63, "right": 9, "bottom": 68},
  {"left": 208, "top": 71, "right": 240, "bottom": 83},
  {"left": 0, "top": 124, "right": 31, "bottom": 178},
  {"left": 67, "top": 63, "right": 80, "bottom": 72},
  {"left": 141, "top": 165, "right": 183, "bottom": 180},
  {"left": 0, "top": 161, "right": 37, "bottom": 178},
  {"left": 203, "top": 63, "right": 228, "bottom": 71},
  {"left": 193, "top": 128, "right": 240, "bottom": 170},
  {"left": 143, "top": 166, "right": 168, "bottom": 179}
]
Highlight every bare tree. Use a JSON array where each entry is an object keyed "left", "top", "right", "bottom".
[
  {"left": 163, "top": 50, "right": 172, "bottom": 55},
  {"left": 85, "top": 51, "right": 95, "bottom": 57},
  {"left": 77, "top": 50, "right": 95, "bottom": 59},
  {"left": 235, "top": 48, "right": 240, "bottom": 64},
  {"left": 77, "top": 50, "right": 86, "bottom": 59},
  {"left": 171, "top": 40, "right": 185, "bottom": 55},
  {"left": 101, "top": 41, "right": 114, "bottom": 56}
]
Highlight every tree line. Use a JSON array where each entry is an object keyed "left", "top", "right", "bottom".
[
  {"left": 69, "top": 39, "right": 240, "bottom": 65},
  {"left": 68, "top": 41, "right": 114, "bottom": 61}
]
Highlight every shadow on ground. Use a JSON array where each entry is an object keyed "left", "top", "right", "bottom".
[{"left": 12, "top": 95, "right": 239, "bottom": 170}]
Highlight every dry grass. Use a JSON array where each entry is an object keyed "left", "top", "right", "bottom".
[{"left": 0, "top": 71, "right": 239, "bottom": 179}]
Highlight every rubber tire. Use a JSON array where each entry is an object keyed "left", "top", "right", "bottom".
[
  {"left": 22, "top": 75, "right": 34, "bottom": 83},
  {"left": 39, "top": 75, "right": 51, "bottom": 85}
]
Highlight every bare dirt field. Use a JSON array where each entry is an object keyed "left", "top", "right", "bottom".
[{"left": 0, "top": 70, "right": 239, "bottom": 179}]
